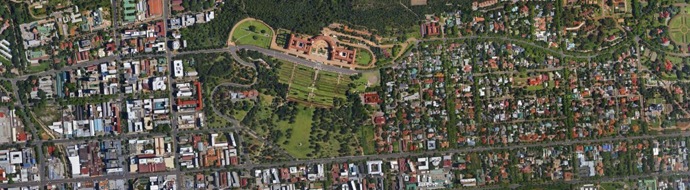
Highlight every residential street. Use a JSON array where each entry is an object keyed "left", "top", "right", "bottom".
[{"left": 3, "top": 1, "right": 688, "bottom": 188}]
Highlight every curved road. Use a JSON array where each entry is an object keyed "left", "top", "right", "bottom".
[{"left": 175, "top": 35, "right": 611, "bottom": 77}]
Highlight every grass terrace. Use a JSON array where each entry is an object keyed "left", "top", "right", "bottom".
[
  {"left": 355, "top": 48, "right": 373, "bottom": 66},
  {"left": 27, "top": 62, "right": 51, "bottom": 73},
  {"left": 231, "top": 20, "right": 273, "bottom": 48},
  {"left": 276, "top": 105, "right": 314, "bottom": 158},
  {"left": 277, "top": 61, "right": 352, "bottom": 106}
]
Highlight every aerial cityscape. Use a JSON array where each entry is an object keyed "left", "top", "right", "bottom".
[{"left": 0, "top": 0, "right": 688, "bottom": 189}]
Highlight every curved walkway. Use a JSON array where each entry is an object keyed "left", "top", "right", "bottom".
[{"left": 209, "top": 81, "right": 295, "bottom": 160}]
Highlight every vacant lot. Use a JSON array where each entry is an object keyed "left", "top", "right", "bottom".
[{"left": 231, "top": 20, "right": 273, "bottom": 48}]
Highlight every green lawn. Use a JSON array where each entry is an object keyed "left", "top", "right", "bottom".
[
  {"left": 359, "top": 126, "right": 376, "bottom": 155},
  {"left": 526, "top": 85, "right": 544, "bottom": 91},
  {"left": 0, "top": 56, "right": 10, "bottom": 66},
  {"left": 276, "top": 106, "right": 314, "bottom": 158},
  {"left": 355, "top": 49, "right": 373, "bottom": 66},
  {"left": 392, "top": 141, "right": 400, "bottom": 153},
  {"left": 207, "top": 110, "right": 230, "bottom": 128},
  {"left": 231, "top": 20, "right": 273, "bottom": 48},
  {"left": 232, "top": 101, "right": 254, "bottom": 121},
  {"left": 27, "top": 62, "right": 51, "bottom": 73},
  {"left": 670, "top": 15, "right": 690, "bottom": 44},
  {"left": 356, "top": 71, "right": 379, "bottom": 91}
]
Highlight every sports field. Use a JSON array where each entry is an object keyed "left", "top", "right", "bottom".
[{"left": 231, "top": 20, "right": 273, "bottom": 48}]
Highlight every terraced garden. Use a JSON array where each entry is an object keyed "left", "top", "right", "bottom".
[{"left": 277, "top": 61, "right": 352, "bottom": 106}]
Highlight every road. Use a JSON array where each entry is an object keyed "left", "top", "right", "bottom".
[
  {"left": 0, "top": 13, "right": 673, "bottom": 188},
  {"left": 3, "top": 130, "right": 690, "bottom": 188},
  {"left": 177, "top": 46, "right": 361, "bottom": 75},
  {"left": 172, "top": 34, "right": 607, "bottom": 77}
]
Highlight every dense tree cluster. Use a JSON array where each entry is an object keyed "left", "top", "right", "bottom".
[
  {"left": 182, "top": 0, "right": 463, "bottom": 49},
  {"left": 237, "top": 49, "right": 288, "bottom": 98},
  {"left": 176, "top": 0, "right": 215, "bottom": 14},
  {"left": 180, "top": 0, "right": 247, "bottom": 50},
  {"left": 3, "top": 3, "right": 29, "bottom": 70},
  {"left": 178, "top": 52, "right": 256, "bottom": 90},
  {"left": 309, "top": 93, "right": 368, "bottom": 157}
]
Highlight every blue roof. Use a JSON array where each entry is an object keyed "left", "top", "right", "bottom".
[{"left": 94, "top": 119, "right": 104, "bottom": 132}]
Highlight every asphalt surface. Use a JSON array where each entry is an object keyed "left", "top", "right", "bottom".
[
  {"left": 177, "top": 46, "right": 361, "bottom": 75},
  {"left": 4, "top": 131, "right": 690, "bottom": 188}
]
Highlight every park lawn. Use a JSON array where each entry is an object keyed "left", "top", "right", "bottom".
[
  {"left": 27, "top": 62, "right": 51, "bottom": 73},
  {"left": 276, "top": 106, "right": 314, "bottom": 158},
  {"left": 232, "top": 100, "right": 254, "bottom": 121},
  {"left": 319, "top": 136, "right": 342, "bottom": 157},
  {"left": 359, "top": 126, "right": 376, "bottom": 155},
  {"left": 310, "top": 94, "right": 336, "bottom": 105},
  {"left": 355, "top": 49, "right": 373, "bottom": 66},
  {"left": 670, "top": 15, "right": 690, "bottom": 43},
  {"left": 206, "top": 111, "right": 230, "bottom": 128},
  {"left": 672, "top": 32, "right": 685, "bottom": 44},
  {"left": 248, "top": 94, "right": 276, "bottom": 136},
  {"left": 233, "top": 110, "right": 249, "bottom": 121},
  {"left": 231, "top": 20, "right": 273, "bottom": 48},
  {"left": 352, "top": 71, "right": 379, "bottom": 92}
]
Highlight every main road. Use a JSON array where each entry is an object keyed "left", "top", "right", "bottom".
[
  {"left": 176, "top": 45, "right": 362, "bottom": 75},
  {"left": 0, "top": 29, "right": 645, "bottom": 188},
  {"left": 175, "top": 34, "right": 610, "bottom": 76},
  {"left": 3, "top": 130, "right": 690, "bottom": 188}
]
